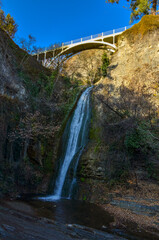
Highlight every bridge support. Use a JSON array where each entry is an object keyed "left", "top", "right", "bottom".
[
  {"left": 113, "top": 29, "right": 115, "bottom": 45},
  {"left": 37, "top": 54, "right": 39, "bottom": 61}
]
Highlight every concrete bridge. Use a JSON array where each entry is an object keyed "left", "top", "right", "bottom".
[{"left": 33, "top": 26, "right": 132, "bottom": 67}]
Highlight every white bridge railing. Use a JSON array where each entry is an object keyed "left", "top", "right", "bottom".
[
  {"left": 62, "top": 25, "right": 132, "bottom": 46},
  {"left": 35, "top": 25, "right": 132, "bottom": 54}
]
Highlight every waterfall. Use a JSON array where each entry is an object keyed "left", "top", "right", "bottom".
[{"left": 41, "top": 86, "right": 92, "bottom": 201}]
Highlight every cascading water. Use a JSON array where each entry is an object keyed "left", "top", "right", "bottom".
[{"left": 41, "top": 86, "right": 92, "bottom": 201}]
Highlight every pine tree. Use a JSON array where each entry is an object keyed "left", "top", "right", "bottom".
[
  {"left": 106, "top": 0, "right": 158, "bottom": 22},
  {"left": 101, "top": 53, "right": 110, "bottom": 77}
]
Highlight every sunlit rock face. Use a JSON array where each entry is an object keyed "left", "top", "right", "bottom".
[
  {"left": 77, "top": 16, "right": 159, "bottom": 203},
  {"left": 62, "top": 49, "right": 111, "bottom": 85}
]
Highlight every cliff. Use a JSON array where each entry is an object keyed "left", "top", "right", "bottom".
[
  {"left": 78, "top": 15, "right": 159, "bottom": 202},
  {"left": 0, "top": 28, "right": 82, "bottom": 197},
  {"left": 0, "top": 28, "right": 50, "bottom": 99}
]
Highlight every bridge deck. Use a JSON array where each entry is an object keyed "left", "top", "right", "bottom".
[{"left": 33, "top": 26, "right": 132, "bottom": 62}]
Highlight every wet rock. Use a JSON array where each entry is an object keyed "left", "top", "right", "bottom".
[
  {"left": 101, "top": 225, "right": 107, "bottom": 229},
  {"left": 69, "top": 232, "right": 79, "bottom": 238},
  {"left": 0, "top": 226, "right": 8, "bottom": 236},
  {"left": 66, "top": 224, "right": 73, "bottom": 229},
  {"left": 2, "top": 224, "right": 15, "bottom": 232},
  {"left": 38, "top": 217, "right": 55, "bottom": 225},
  {"left": 110, "top": 199, "right": 159, "bottom": 217}
]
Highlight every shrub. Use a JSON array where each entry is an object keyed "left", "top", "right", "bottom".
[
  {"left": 101, "top": 53, "right": 110, "bottom": 77},
  {"left": 124, "top": 121, "right": 156, "bottom": 155}
]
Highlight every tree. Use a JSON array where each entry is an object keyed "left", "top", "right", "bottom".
[
  {"left": 101, "top": 53, "right": 110, "bottom": 77},
  {"left": 19, "top": 34, "right": 36, "bottom": 54},
  {"left": 17, "top": 35, "right": 37, "bottom": 66},
  {"left": 0, "top": 9, "right": 5, "bottom": 29},
  {"left": 5, "top": 13, "right": 18, "bottom": 38},
  {"left": 106, "top": 0, "right": 159, "bottom": 22},
  {"left": 63, "top": 49, "right": 103, "bottom": 84},
  {"left": 0, "top": 9, "right": 18, "bottom": 38}
]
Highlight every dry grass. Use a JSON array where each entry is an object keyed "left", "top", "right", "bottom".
[{"left": 121, "top": 15, "right": 159, "bottom": 42}]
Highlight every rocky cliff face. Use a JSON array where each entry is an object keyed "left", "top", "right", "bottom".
[
  {"left": 77, "top": 15, "right": 159, "bottom": 203},
  {"left": 0, "top": 30, "right": 25, "bottom": 99},
  {"left": 0, "top": 28, "right": 82, "bottom": 197},
  {"left": 63, "top": 49, "right": 110, "bottom": 85},
  {"left": 0, "top": 28, "right": 50, "bottom": 100}
]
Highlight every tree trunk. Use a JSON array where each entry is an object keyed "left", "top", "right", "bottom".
[{"left": 151, "top": 0, "right": 157, "bottom": 14}]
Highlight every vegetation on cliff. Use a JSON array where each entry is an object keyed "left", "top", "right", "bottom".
[
  {"left": 122, "top": 15, "right": 159, "bottom": 42},
  {"left": 63, "top": 49, "right": 110, "bottom": 85},
  {"left": 0, "top": 27, "right": 82, "bottom": 197}
]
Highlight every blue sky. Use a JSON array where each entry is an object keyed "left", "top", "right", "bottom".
[{"left": 2, "top": 0, "right": 133, "bottom": 48}]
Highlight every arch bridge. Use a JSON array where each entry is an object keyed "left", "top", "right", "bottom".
[{"left": 33, "top": 26, "right": 131, "bottom": 67}]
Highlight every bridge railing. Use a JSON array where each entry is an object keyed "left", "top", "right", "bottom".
[
  {"left": 82, "top": 36, "right": 92, "bottom": 41},
  {"left": 115, "top": 27, "right": 126, "bottom": 33},
  {"left": 103, "top": 30, "right": 113, "bottom": 36},
  {"left": 63, "top": 41, "right": 71, "bottom": 46},
  {"left": 72, "top": 38, "right": 82, "bottom": 44},
  {"left": 62, "top": 25, "right": 132, "bottom": 46},
  {"left": 35, "top": 25, "right": 133, "bottom": 54}
]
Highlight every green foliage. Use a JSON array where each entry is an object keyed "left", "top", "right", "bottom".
[
  {"left": 90, "top": 126, "right": 100, "bottom": 140},
  {"left": 40, "top": 142, "right": 54, "bottom": 173},
  {"left": 59, "top": 86, "right": 81, "bottom": 123},
  {"left": 124, "top": 121, "right": 156, "bottom": 155},
  {"left": 20, "top": 71, "right": 56, "bottom": 99},
  {"left": 106, "top": 0, "right": 158, "bottom": 22},
  {"left": 0, "top": 9, "right": 18, "bottom": 38},
  {"left": 109, "top": 169, "right": 130, "bottom": 186},
  {"left": 94, "top": 140, "right": 101, "bottom": 153},
  {"left": 80, "top": 165, "right": 86, "bottom": 176},
  {"left": 130, "top": 0, "right": 150, "bottom": 23},
  {"left": 23, "top": 156, "right": 29, "bottom": 164},
  {"left": 80, "top": 177, "right": 85, "bottom": 182},
  {"left": 90, "top": 126, "right": 102, "bottom": 152},
  {"left": 39, "top": 71, "right": 56, "bottom": 98},
  {"left": 43, "top": 151, "right": 53, "bottom": 173},
  {"left": 83, "top": 195, "right": 87, "bottom": 201},
  {"left": 108, "top": 179, "right": 118, "bottom": 187},
  {"left": 101, "top": 53, "right": 110, "bottom": 77},
  {"left": 146, "top": 161, "right": 156, "bottom": 178},
  {"left": 64, "top": 76, "right": 72, "bottom": 86}
]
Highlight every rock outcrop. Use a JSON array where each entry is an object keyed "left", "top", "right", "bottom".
[{"left": 77, "top": 15, "right": 159, "bottom": 202}]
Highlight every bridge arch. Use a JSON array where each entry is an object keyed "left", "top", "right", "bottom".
[
  {"left": 45, "top": 40, "right": 116, "bottom": 67},
  {"left": 33, "top": 26, "right": 132, "bottom": 67},
  {"left": 60, "top": 40, "right": 116, "bottom": 56}
]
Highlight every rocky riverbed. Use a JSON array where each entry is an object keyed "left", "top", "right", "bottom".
[
  {"left": 103, "top": 196, "right": 159, "bottom": 240},
  {"left": 1, "top": 198, "right": 159, "bottom": 240},
  {"left": 0, "top": 199, "right": 127, "bottom": 240}
]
